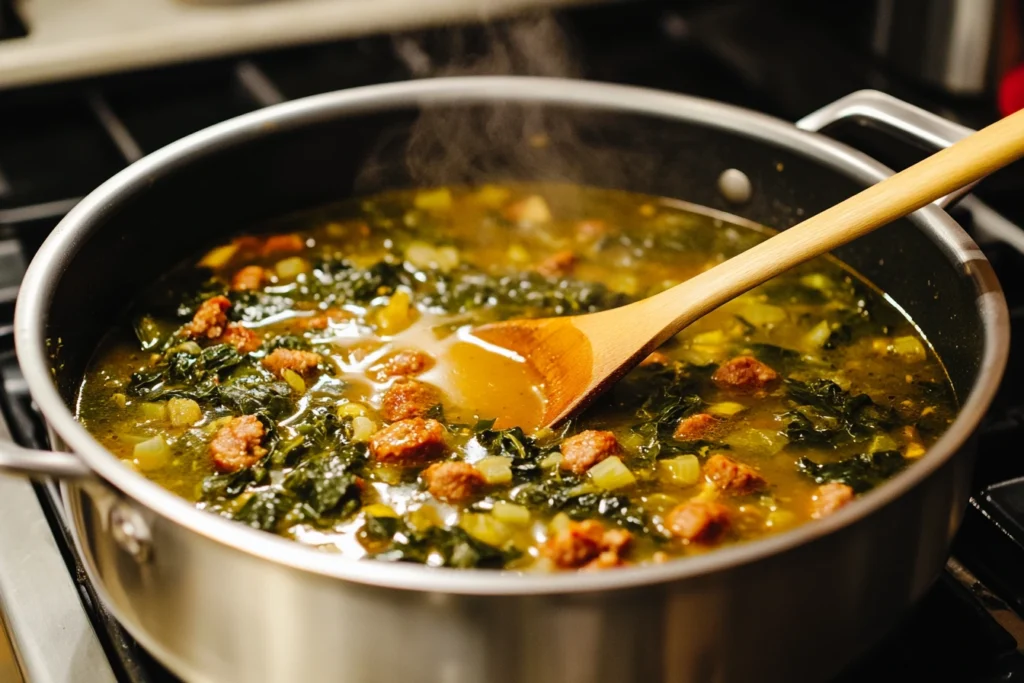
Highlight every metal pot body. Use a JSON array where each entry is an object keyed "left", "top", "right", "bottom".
[{"left": 9, "top": 79, "right": 1008, "bottom": 683}]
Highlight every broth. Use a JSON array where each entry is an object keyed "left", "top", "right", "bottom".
[{"left": 77, "top": 184, "right": 956, "bottom": 571}]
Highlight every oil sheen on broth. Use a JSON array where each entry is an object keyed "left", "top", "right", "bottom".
[{"left": 76, "top": 184, "right": 956, "bottom": 571}]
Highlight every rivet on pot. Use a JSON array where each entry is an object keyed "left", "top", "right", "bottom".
[
  {"left": 110, "top": 503, "right": 152, "bottom": 564},
  {"left": 717, "top": 168, "right": 752, "bottom": 204}
]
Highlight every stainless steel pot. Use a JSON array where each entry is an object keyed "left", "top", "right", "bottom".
[{"left": 0, "top": 78, "right": 1009, "bottom": 683}]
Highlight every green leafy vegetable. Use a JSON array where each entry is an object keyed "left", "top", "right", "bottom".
[
  {"left": 784, "top": 379, "right": 897, "bottom": 448},
  {"left": 797, "top": 451, "right": 906, "bottom": 492}
]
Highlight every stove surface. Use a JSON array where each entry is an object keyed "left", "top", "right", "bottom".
[{"left": 2, "top": 1, "right": 1024, "bottom": 681}]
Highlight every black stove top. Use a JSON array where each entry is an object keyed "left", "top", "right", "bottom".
[{"left": 3, "top": 1, "right": 1024, "bottom": 681}]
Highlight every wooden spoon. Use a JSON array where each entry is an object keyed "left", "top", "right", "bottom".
[{"left": 474, "top": 109, "right": 1024, "bottom": 429}]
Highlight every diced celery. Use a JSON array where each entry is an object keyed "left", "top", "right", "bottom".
[
  {"left": 724, "top": 428, "right": 788, "bottom": 456},
  {"left": 475, "top": 456, "right": 513, "bottom": 485},
  {"left": 133, "top": 435, "right": 171, "bottom": 471},
  {"left": 491, "top": 502, "right": 531, "bottom": 527},
  {"left": 140, "top": 402, "right": 167, "bottom": 421},
  {"left": 507, "top": 196, "right": 551, "bottom": 224},
  {"left": 892, "top": 336, "right": 926, "bottom": 363},
  {"left": 643, "top": 493, "right": 680, "bottom": 514},
  {"left": 506, "top": 244, "right": 531, "bottom": 264},
  {"left": 460, "top": 513, "right": 512, "bottom": 547},
  {"left": 707, "top": 401, "right": 747, "bottom": 417},
  {"left": 111, "top": 393, "right": 127, "bottom": 409},
  {"left": 657, "top": 455, "right": 701, "bottom": 487},
  {"left": 435, "top": 246, "right": 460, "bottom": 272},
  {"left": 691, "top": 329, "right": 726, "bottom": 345},
  {"left": 407, "top": 504, "right": 442, "bottom": 531},
  {"left": 350, "top": 416, "right": 377, "bottom": 442},
  {"left": 413, "top": 188, "right": 453, "bottom": 212},
  {"left": 736, "top": 303, "right": 787, "bottom": 326},
  {"left": 904, "top": 442, "right": 927, "bottom": 459},
  {"left": 404, "top": 241, "right": 437, "bottom": 269},
  {"left": 869, "top": 433, "right": 899, "bottom": 453},
  {"left": 281, "top": 368, "right": 306, "bottom": 394},
  {"left": 337, "top": 402, "right": 369, "bottom": 418},
  {"left": 375, "top": 290, "right": 415, "bottom": 334},
  {"left": 198, "top": 243, "right": 239, "bottom": 269},
  {"left": 548, "top": 512, "right": 572, "bottom": 533},
  {"left": 167, "top": 398, "right": 202, "bottom": 427},
  {"left": 363, "top": 503, "right": 398, "bottom": 518},
  {"left": 539, "top": 452, "right": 563, "bottom": 470},
  {"left": 589, "top": 456, "right": 636, "bottom": 490},
  {"left": 804, "top": 320, "right": 833, "bottom": 349},
  {"left": 799, "top": 273, "right": 833, "bottom": 291},
  {"left": 766, "top": 510, "right": 796, "bottom": 529},
  {"left": 473, "top": 185, "right": 512, "bottom": 208},
  {"left": 274, "top": 256, "right": 309, "bottom": 280}
]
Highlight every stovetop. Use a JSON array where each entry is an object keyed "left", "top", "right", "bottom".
[{"left": 3, "top": 1, "right": 1024, "bottom": 681}]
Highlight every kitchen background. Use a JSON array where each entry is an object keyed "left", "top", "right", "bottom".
[{"left": 3, "top": 0, "right": 1024, "bottom": 681}]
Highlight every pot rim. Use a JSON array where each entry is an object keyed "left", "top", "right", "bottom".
[{"left": 14, "top": 76, "right": 1010, "bottom": 595}]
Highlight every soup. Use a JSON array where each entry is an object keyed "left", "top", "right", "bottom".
[{"left": 77, "top": 184, "right": 956, "bottom": 571}]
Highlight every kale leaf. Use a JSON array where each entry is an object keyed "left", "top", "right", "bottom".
[
  {"left": 513, "top": 478, "right": 648, "bottom": 532},
  {"left": 367, "top": 516, "right": 517, "bottom": 569},
  {"left": 784, "top": 379, "right": 896, "bottom": 448},
  {"left": 474, "top": 419, "right": 545, "bottom": 482},
  {"left": 127, "top": 344, "right": 245, "bottom": 402},
  {"left": 797, "top": 450, "right": 906, "bottom": 493}
]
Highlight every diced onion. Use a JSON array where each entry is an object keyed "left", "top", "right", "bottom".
[
  {"left": 724, "top": 429, "right": 788, "bottom": 456},
  {"left": 892, "top": 336, "right": 926, "bottom": 363},
  {"left": 657, "top": 455, "right": 701, "bottom": 487},
  {"left": 869, "top": 433, "right": 899, "bottom": 453},
  {"left": 539, "top": 452, "right": 563, "bottom": 470},
  {"left": 707, "top": 401, "right": 746, "bottom": 417},
  {"left": 140, "top": 402, "right": 167, "bottom": 422},
  {"left": 198, "top": 243, "right": 239, "bottom": 269},
  {"left": 904, "top": 442, "right": 927, "bottom": 459},
  {"left": 133, "top": 435, "right": 171, "bottom": 471},
  {"left": 589, "top": 456, "right": 636, "bottom": 491},
  {"left": 166, "top": 398, "right": 202, "bottom": 427},
  {"left": 281, "top": 368, "right": 306, "bottom": 394},
  {"left": 548, "top": 512, "right": 572, "bottom": 533},
  {"left": 473, "top": 185, "right": 511, "bottom": 208},
  {"left": 799, "top": 273, "right": 833, "bottom": 291},
  {"left": 736, "top": 303, "right": 787, "bottom": 327},
  {"left": 474, "top": 457, "right": 513, "bottom": 485},
  {"left": 337, "top": 402, "right": 369, "bottom": 418},
  {"left": 413, "top": 188, "right": 453, "bottom": 212},
  {"left": 375, "top": 290, "right": 415, "bottom": 334},
  {"left": 460, "top": 513, "right": 511, "bottom": 547},
  {"left": 363, "top": 503, "right": 398, "bottom": 518},
  {"left": 804, "top": 320, "right": 833, "bottom": 349},
  {"left": 350, "top": 416, "right": 377, "bottom": 442},
  {"left": 111, "top": 393, "right": 127, "bottom": 409},
  {"left": 275, "top": 256, "right": 309, "bottom": 280},
  {"left": 506, "top": 196, "right": 552, "bottom": 224},
  {"left": 407, "top": 504, "right": 442, "bottom": 531},
  {"left": 691, "top": 329, "right": 726, "bottom": 345},
  {"left": 491, "top": 502, "right": 531, "bottom": 527}
]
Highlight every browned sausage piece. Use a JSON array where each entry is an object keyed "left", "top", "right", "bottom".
[
  {"left": 665, "top": 500, "right": 732, "bottom": 543},
  {"left": 369, "top": 418, "right": 447, "bottom": 467},
  {"left": 560, "top": 430, "right": 621, "bottom": 475},
  {"left": 704, "top": 453, "right": 766, "bottom": 495},
  {"left": 231, "top": 265, "right": 266, "bottom": 291},
  {"left": 261, "top": 233, "right": 305, "bottom": 255},
  {"left": 810, "top": 483, "right": 855, "bottom": 519},
  {"left": 220, "top": 323, "right": 261, "bottom": 354},
  {"left": 183, "top": 296, "right": 231, "bottom": 340},
  {"left": 711, "top": 356, "right": 779, "bottom": 392},
  {"left": 210, "top": 415, "right": 267, "bottom": 473},
  {"left": 294, "top": 308, "right": 351, "bottom": 331},
  {"left": 422, "top": 461, "right": 486, "bottom": 503},
  {"left": 377, "top": 349, "right": 434, "bottom": 379},
  {"left": 542, "top": 520, "right": 633, "bottom": 570},
  {"left": 262, "top": 348, "right": 322, "bottom": 377},
  {"left": 380, "top": 379, "right": 441, "bottom": 422},
  {"left": 673, "top": 413, "right": 719, "bottom": 441},
  {"left": 536, "top": 250, "right": 577, "bottom": 278}
]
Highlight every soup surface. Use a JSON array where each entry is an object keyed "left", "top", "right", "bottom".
[{"left": 77, "top": 184, "right": 956, "bottom": 571}]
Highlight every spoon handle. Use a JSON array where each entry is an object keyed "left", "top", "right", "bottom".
[{"left": 633, "top": 107, "right": 1024, "bottom": 346}]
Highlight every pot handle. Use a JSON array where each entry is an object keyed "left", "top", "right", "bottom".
[
  {"left": 0, "top": 440, "right": 93, "bottom": 479},
  {"left": 796, "top": 89, "right": 976, "bottom": 209}
]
